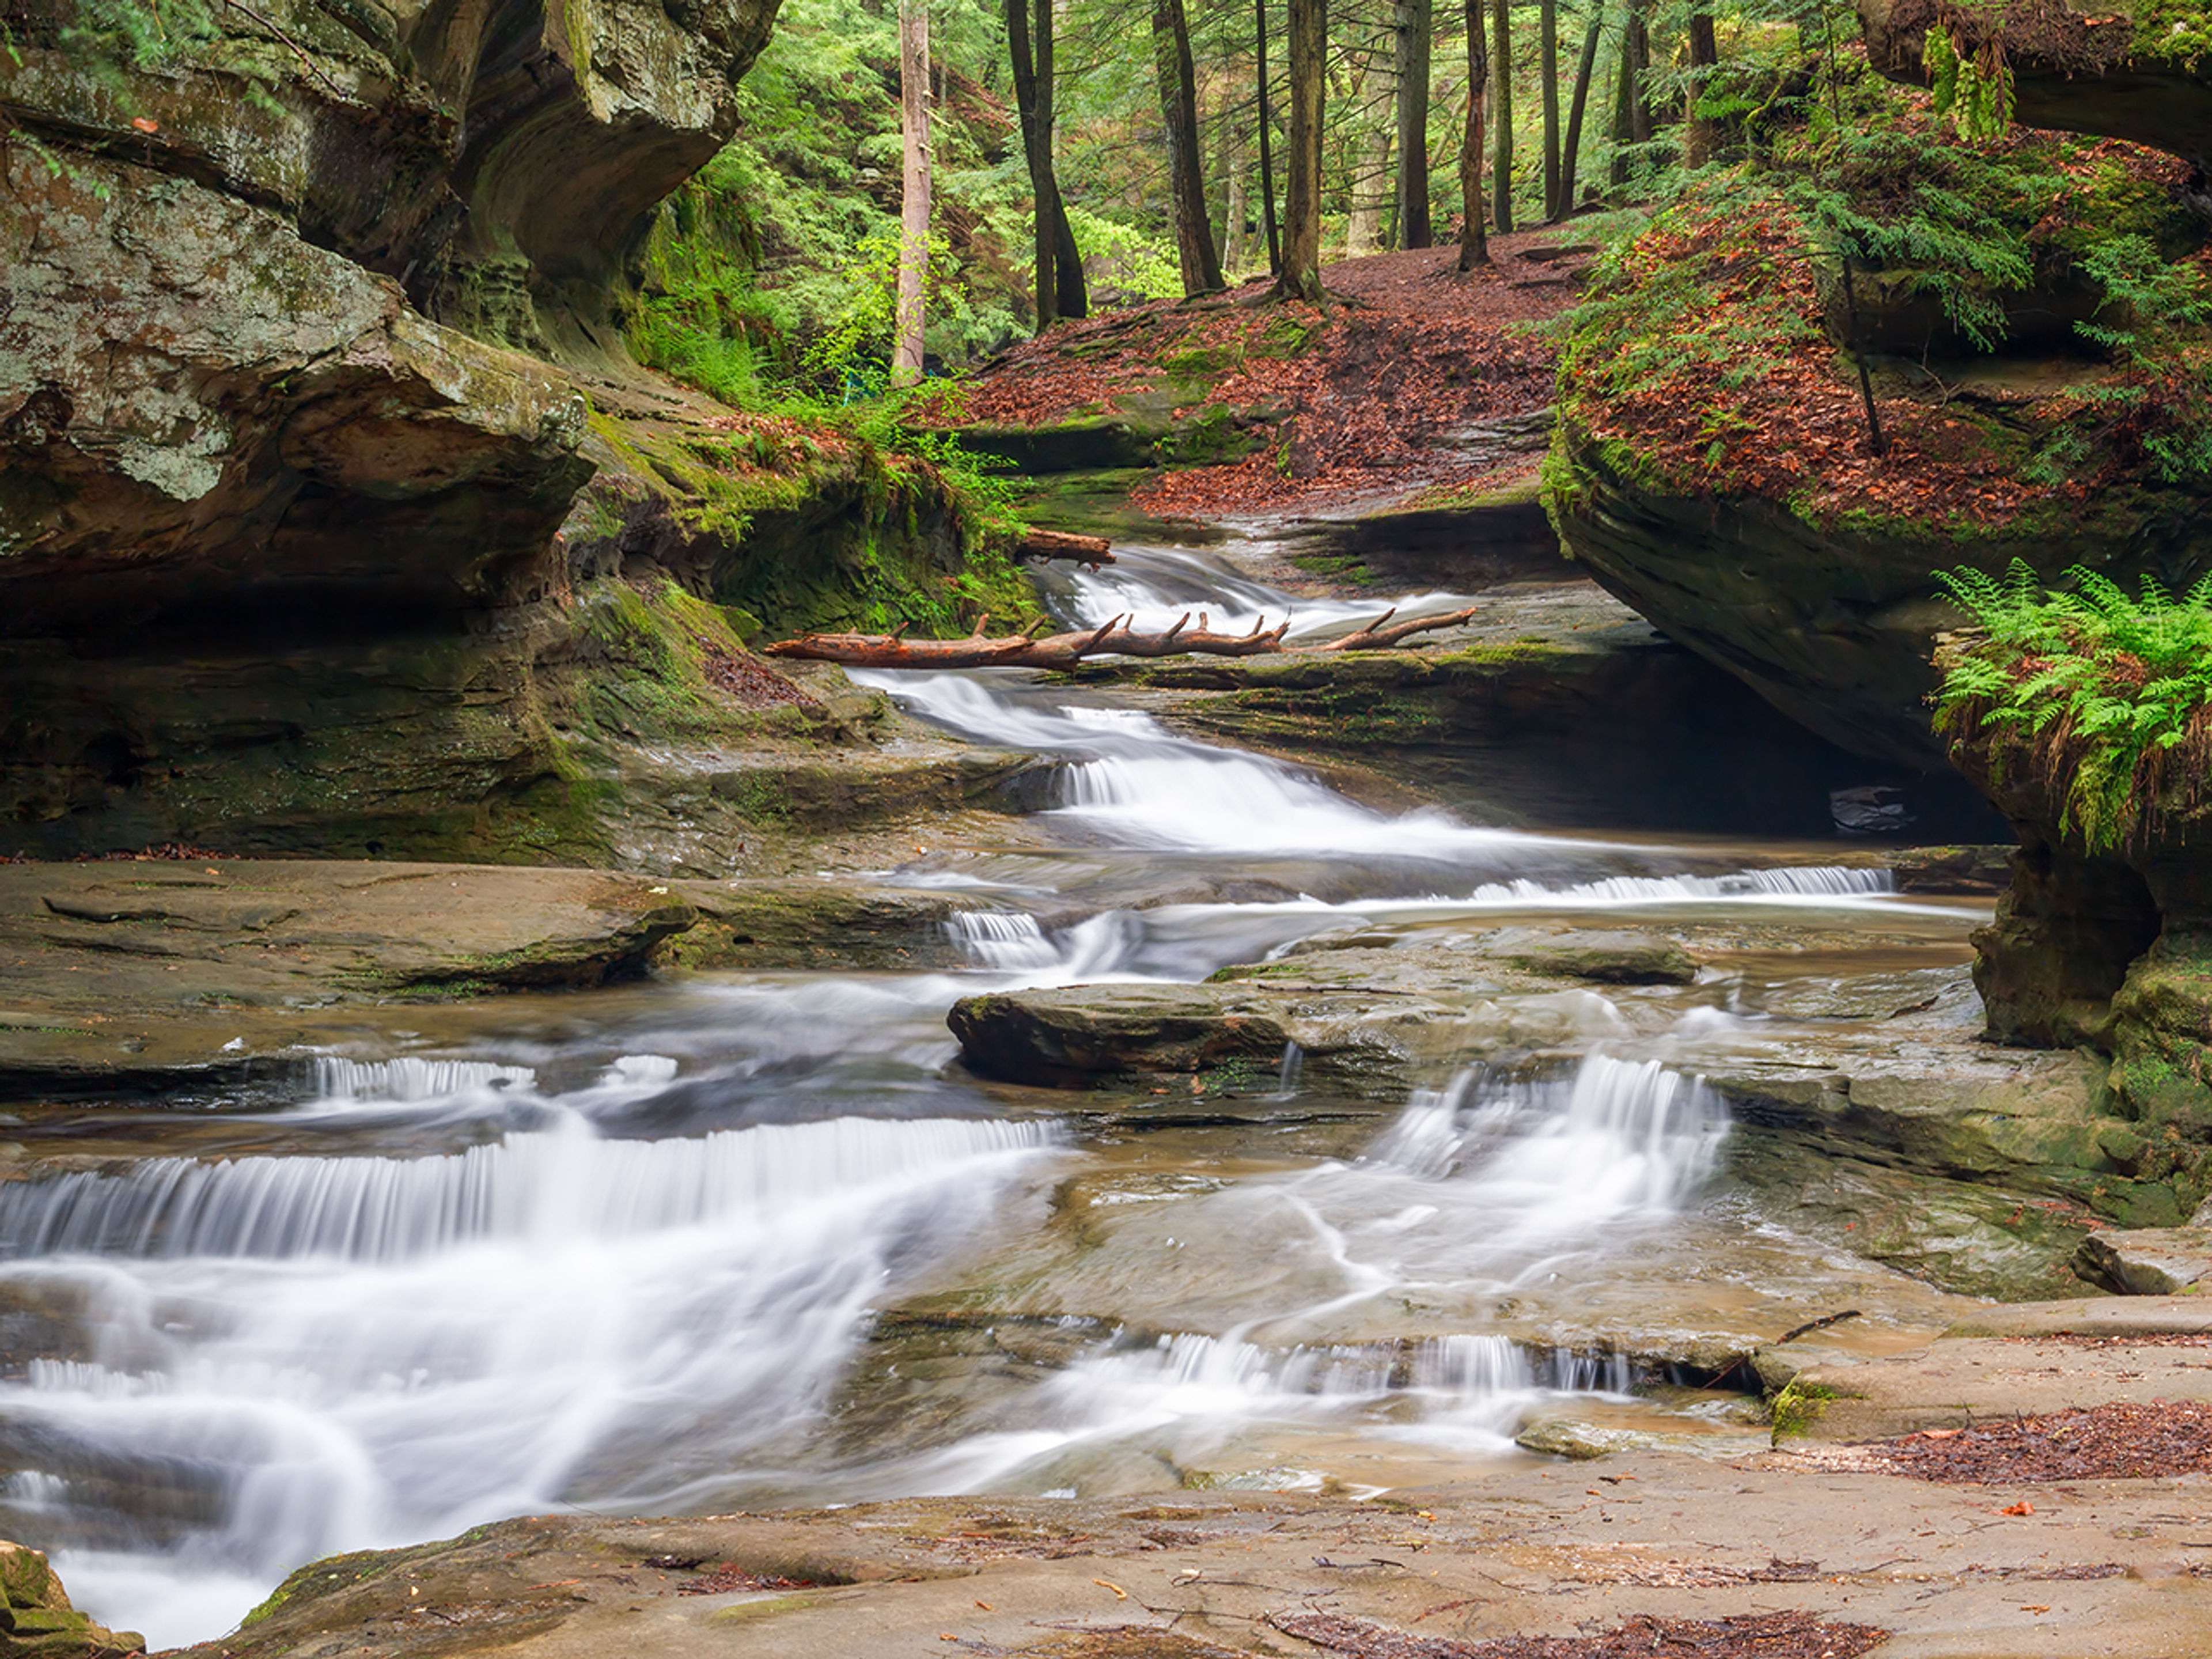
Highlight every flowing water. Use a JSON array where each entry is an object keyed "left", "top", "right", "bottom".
[{"left": 0, "top": 545, "right": 1993, "bottom": 1645}]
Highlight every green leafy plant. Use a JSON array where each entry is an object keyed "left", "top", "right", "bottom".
[
  {"left": 1934, "top": 559, "right": 2212, "bottom": 850},
  {"left": 1922, "top": 23, "right": 2015, "bottom": 140}
]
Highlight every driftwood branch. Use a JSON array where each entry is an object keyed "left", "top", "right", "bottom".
[
  {"left": 1095, "top": 612, "right": 1193, "bottom": 657},
  {"left": 1311, "top": 607, "right": 1476, "bottom": 652},
  {"left": 1014, "top": 529, "right": 1115, "bottom": 565},
  {"left": 1172, "top": 611, "right": 1294, "bottom": 656}
]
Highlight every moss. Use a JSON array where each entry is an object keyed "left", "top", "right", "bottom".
[
  {"left": 1251, "top": 313, "right": 1317, "bottom": 358},
  {"left": 1767, "top": 1378, "right": 1838, "bottom": 1442}
]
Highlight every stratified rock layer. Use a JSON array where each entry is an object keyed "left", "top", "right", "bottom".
[{"left": 0, "top": 0, "right": 1032, "bottom": 863}]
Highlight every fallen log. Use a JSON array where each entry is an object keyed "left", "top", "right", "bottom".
[
  {"left": 763, "top": 618, "right": 1039, "bottom": 669},
  {"left": 1015, "top": 528, "right": 1115, "bottom": 565},
  {"left": 1310, "top": 606, "right": 1476, "bottom": 652},
  {"left": 764, "top": 609, "right": 1293, "bottom": 669},
  {"left": 1094, "top": 613, "right": 1194, "bottom": 657},
  {"left": 1171, "top": 612, "right": 1294, "bottom": 656},
  {"left": 1012, "top": 616, "right": 1127, "bottom": 671}
]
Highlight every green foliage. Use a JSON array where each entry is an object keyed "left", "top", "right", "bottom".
[
  {"left": 1922, "top": 25, "right": 2014, "bottom": 140},
  {"left": 2076, "top": 233, "right": 2212, "bottom": 367},
  {"left": 1060, "top": 205, "right": 1183, "bottom": 303},
  {"left": 1934, "top": 559, "right": 2212, "bottom": 851},
  {"left": 2063, "top": 236, "right": 2212, "bottom": 483},
  {"left": 61, "top": 0, "right": 222, "bottom": 71}
]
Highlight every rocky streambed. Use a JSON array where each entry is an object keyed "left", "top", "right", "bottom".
[{"left": 1, "top": 537, "right": 2205, "bottom": 1657}]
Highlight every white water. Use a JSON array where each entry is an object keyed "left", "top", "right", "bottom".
[
  {"left": 0, "top": 1111, "right": 1057, "bottom": 1642},
  {"left": 863, "top": 669, "right": 1541, "bottom": 858},
  {"left": 1046, "top": 543, "right": 1472, "bottom": 645},
  {"left": 875, "top": 1053, "right": 1720, "bottom": 1494},
  {"left": 0, "top": 549, "right": 1961, "bottom": 1646}
]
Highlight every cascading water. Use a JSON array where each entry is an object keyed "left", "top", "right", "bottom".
[
  {"left": 0, "top": 1106, "right": 1058, "bottom": 1642},
  {"left": 0, "top": 540, "right": 1987, "bottom": 1646}
]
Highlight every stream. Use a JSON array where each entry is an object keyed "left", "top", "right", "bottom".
[{"left": 0, "top": 546, "right": 1993, "bottom": 1646}]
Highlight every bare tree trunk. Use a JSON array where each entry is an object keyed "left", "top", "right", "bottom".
[
  {"left": 1037, "top": 0, "right": 1088, "bottom": 319},
  {"left": 1007, "top": 0, "right": 1055, "bottom": 328},
  {"left": 1555, "top": 8, "right": 1601, "bottom": 218},
  {"left": 1540, "top": 0, "right": 1559, "bottom": 218},
  {"left": 1257, "top": 0, "right": 1282, "bottom": 271},
  {"left": 1628, "top": 2, "right": 1652, "bottom": 143},
  {"left": 1345, "top": 75, "right": 1389, "bottom": 256},
  {"left": 1609, "top": 6, "right": 1632, "bottom": 184},
  {"left": 1457, "top": 0, "right": 1488, "bottom": 267},
  {"left": 1684, "top": 10, "right": 1718, "bottom": 165},
  {"left": 1274, "top": 0, "right": 1325, "bottom": 299},
  {"left": 1223, "top": 129, "right": 1248, "bottom": 271},
  {"left": 1488, "top": 0, "right": 1513, "bottom": 233},
  {"left": 895, "top": 0, "right": 930, "bottom": 385},
  {"left": 1393, "top": 0, "right": 1432, "bottom": 248},
  {"left": 1154, "top": 0, "right": 1226, "bottom": 293}
]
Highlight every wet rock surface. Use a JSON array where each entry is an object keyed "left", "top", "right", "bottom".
[
  {"left": 166, "top": 1448, "right": 2212, "bottom": 1659},
  {"left": 0, "top": 860, "right": 988, "bottom": 1096},
  {"left": 1779, "top": 1299, "right": 2212, "bottom": 1446}
]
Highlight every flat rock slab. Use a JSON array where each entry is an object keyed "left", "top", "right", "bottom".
[
  {"left": 0, "top": 861, "right": 979, "bottom": 1096},
  {"left": 1785, "top": 1328, "right": 2212, "bottom": 1445},
  {"left": 948, "top": 980, "right": 1466, "bottom": 1098},
  {"left": 171, "top": 1449, "right": 2212, "bottom": 1659}
]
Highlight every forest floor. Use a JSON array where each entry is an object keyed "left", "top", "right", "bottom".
[{"left": 939, "top": 234, "right": 1593, "bottom": 520}]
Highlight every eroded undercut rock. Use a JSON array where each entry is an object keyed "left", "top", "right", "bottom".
[{"left": 0, "top": 0, "right": 1027, "bottom": 865}]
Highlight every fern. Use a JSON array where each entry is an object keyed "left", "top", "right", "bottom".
[{"left": 1935, "top": 559, "right": 2212, "bottom": 850}]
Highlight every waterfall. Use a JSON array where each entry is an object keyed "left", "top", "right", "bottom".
[
  {"left": 1364, "top": 1054, "right": 1729, "bottom": 1213},
  {"left": 0, "top": 1115, "right": 1060, "bottom": 1642}
]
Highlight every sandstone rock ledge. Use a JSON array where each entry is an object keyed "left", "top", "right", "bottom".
[
  {"left": 0, "top": 860, "right": 987, "bottom": 1096},
  {"left": 164, "top": 1422, "right": 2212, "bottom": 1659}
]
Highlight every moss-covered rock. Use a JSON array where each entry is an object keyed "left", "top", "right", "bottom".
[
  {"left": 0, "top": 1540, "right": 143, "bottom": 1656},
  {"left": 1941, "top": 722, "right": 2212, "bottom": 1216},
  {"left": 1543, "top": 119, "right": 2212, "bottom": 771}
]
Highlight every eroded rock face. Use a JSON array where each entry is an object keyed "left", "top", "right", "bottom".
[
  {"left": 0, "top": 0, "right": 1033, "bottom": 863},
  {"left": 0, "top": 149, "right": 590, "bottom": 635},
  {"left": 0, "top": 0, "right": 781, "bottom": 336},
  {"left": 1946, "top": 728, "right": 2212, "bottom": 1219},
  {"left": 1547, "top": 431, "right": 2212, "bottom": 770}
]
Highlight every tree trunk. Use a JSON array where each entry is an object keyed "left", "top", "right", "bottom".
[
  {"left": 1540, "top": 0, "right": 1559, "bottom": 219},
  {"left": 1223, "top": 130, "right": 1248, "bottom": 271},
  {"left": 1457, "top": 0, "right": 1488, "bottom": 267},
  {"left": 1037, "top": 0, "right": 1089, "bottom": 319},
  {"left": 1257, "top": 0, "right": 1282, "bottom": 271},
  {"left": 1006, "top": 0, "right": 1054, "bottom": 328},
  {"left": 1608, "top": 6, "right": 1632, "bottom": 184},
  {"left": 1628, "top": 3, "right": 1652, "bottom": 143},
  {"left": 1153, "top": 0, "right": 1225, "bottom": 294},
  {"left": 1274, "top": 0, "right": 1325, "bottom": 298},
  {"left": 894, "top": 0, "right": 930, "bottom": 385},
  {"left": 1684, "top": 10, "right": 1718, "bottom": 165},
  {"left": 1393, "top": 0, "right": 1432, "bottom": 248},
  {"left": 1555, "top": 9, "right": 1601, "bottom": 218},
  {"left": 1488, "top": 0, "right": 1513, "bottom": 234},
  {"left": 1345, "top": 81, "right": 1389, "bottom": 256}
]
